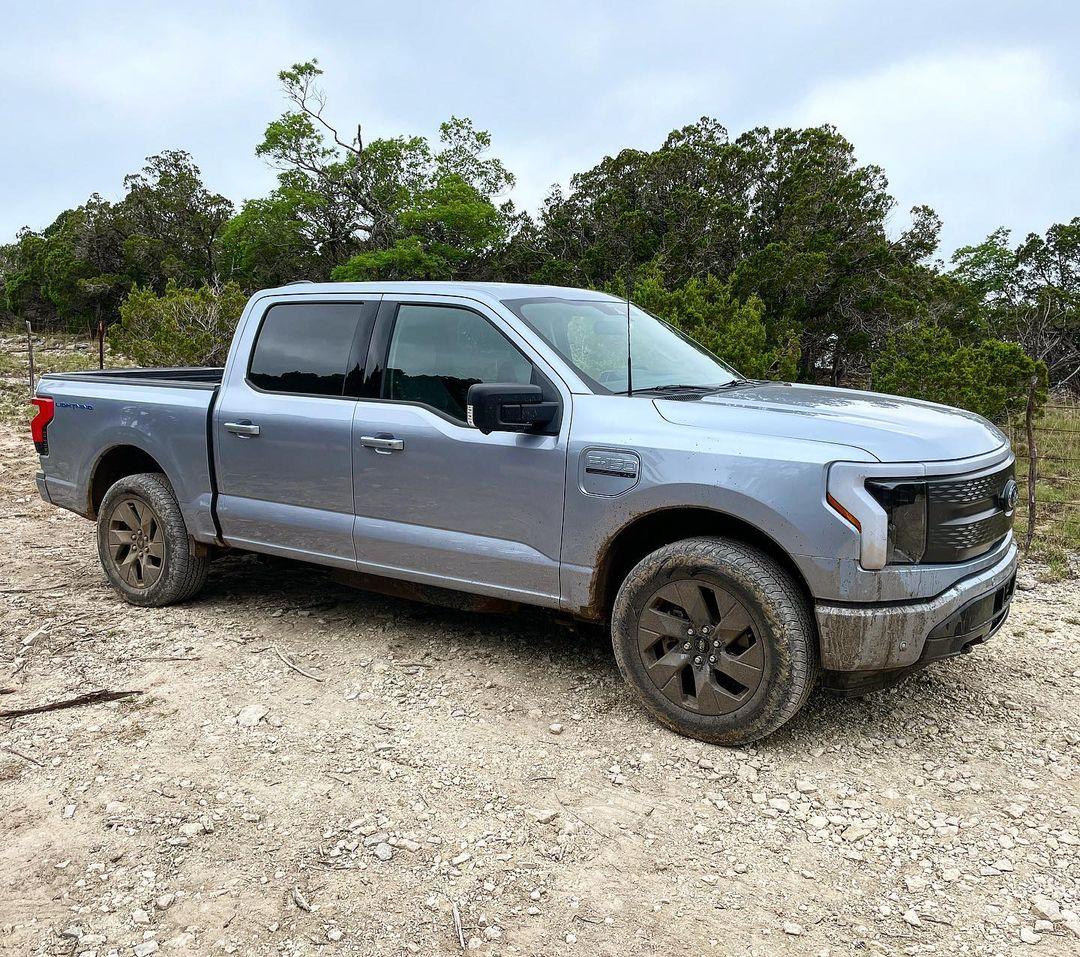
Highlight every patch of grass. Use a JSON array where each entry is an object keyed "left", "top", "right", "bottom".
[
  {"left": 0, "top": 331, "right": 123, "bottom": 425},
  {"left": 1010, "top": 398, "right": 1080, "bottom": 575}
]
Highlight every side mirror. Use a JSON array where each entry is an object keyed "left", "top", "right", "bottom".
[{"left": 467, "top": 383, "right": 558, "bottom": 435}]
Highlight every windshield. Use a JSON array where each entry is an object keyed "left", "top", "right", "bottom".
[{"left": 505, "top": 297, "right": 741, "bottom": 394}]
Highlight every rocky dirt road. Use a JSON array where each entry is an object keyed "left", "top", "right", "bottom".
[{"left": 1, "top": 426, "right": 1077, "bottom": 957}]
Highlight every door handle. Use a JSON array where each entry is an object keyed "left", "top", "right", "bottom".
[
  {"left": 360, "top": 435, "right": 404, "bottom": 454},
  {"left": 224, "top": 421, "right": 261, "bottom": 437}
]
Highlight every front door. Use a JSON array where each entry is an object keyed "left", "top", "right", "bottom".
[
  {"left": 351, "top": 297, "right": 569, "bottom": 605},
  {"left": 213, "top": 298, "right": 379, "bottom": 568}
]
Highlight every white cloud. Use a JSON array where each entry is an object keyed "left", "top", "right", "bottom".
[{"left": 787, "top": 48, "right": 1080, "bottom": 251}]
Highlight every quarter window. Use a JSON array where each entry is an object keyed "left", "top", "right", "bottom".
[
  {"left": 384, "top": 305, "right": 534, "bottom": 422},
  {"left": 249, "top": 303, "right": 370, "bottom": 396}
]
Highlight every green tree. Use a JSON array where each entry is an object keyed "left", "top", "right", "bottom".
[
  {"left": 219, "top": 193, "right": 318, "bottom": 288},
  {"left": 951, "top": 220, "right": 1079, "bottom": 388},
  {"left": 333, "top": 174, "right": 507, "bottom": 281},
  {"left": 871, "top": 324, "right": 1046, "bottom": 424},
  {"left": 2, "top": 153, "right": 231, "bottom": 332},
  {"left": 506, "top": 119, "right": 942, "bottom": 386},
  {"left": 3, "top": 197, "right": 128, "bottom": 333},
  {"left": 248, "top": 60, "right": 514, "bottom": 284},
  {"left": 109, "top": 280, "right": 248, "bottom": 367},
  {"left": 119, "top": 150, "right": 233, "bottom": 288}
]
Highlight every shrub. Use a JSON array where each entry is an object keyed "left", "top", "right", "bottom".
[
  {"left": 871, "top": 324, "right": 1046, "bottom": 424},
  {"left": 110, "top": 280, "right": 248, "bottom": 367}
]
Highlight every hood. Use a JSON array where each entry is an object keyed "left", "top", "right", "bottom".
[{"left": 654, "top": 382, "right": 1008, "bottom": 463}]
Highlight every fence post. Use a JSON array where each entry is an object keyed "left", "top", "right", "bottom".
[
  {"left": 98, "top": 320, "right": 105, "bottom": 370},
  {"left": 1023, "top": 374, "right": 1038, "bottom": 552},
  {"left": 26, "top": 321, "right": 35, "bottom": 395}
]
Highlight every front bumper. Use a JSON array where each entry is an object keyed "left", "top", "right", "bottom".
[{"left": 814, "top": 539, "right": 1018, "bottom": 677}]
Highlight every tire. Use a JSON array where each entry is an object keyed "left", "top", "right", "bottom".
[
  {"left": 611, "top": 537, "right": 817, "bottom": 746},
  {"left": 96, "top": 472, "right": 208, "bottom": 607}
]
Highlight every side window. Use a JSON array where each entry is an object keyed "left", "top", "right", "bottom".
[
  {"left": 249, "top": 302, "right": 371, "bottom": 397},
  {"left": 384, "top": 304, "right": 533, "bottom": 422}
]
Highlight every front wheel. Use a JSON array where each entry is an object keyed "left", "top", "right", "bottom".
[
  {"left": 611, "top": 537, "right": 817, "bottom": 746},
  {"left": 96, "top": 472, "right": 208, "bottom": 607}
]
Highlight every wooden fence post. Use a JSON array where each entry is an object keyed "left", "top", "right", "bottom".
[
  {"left": 1023, "top": 374, "right": 1038, "bottom": 552},
  {"left": 98, "top": 320, "right": 105, "bottom": 370},
  {"left": 25, "top": 321, "right": 35, "bottom": 395}
]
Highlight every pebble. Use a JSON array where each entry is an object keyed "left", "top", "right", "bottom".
[
  {"left": 373, "top": 843, "right": 393, "bottom": 861},
  {"left": 548, "top": 723, "right": 563, "bottom": 734},
  {"left": 327, "top": 928, "right": 343, "bottom": 942},
  {"left": 1031, "top": 897, "right": 1060, "bottom": 921},
  {"left": 237, "top": 704, "right": 269, "bottom": 727},
  {"left": 782, "top": 922, "right": 804, "bottom": 936}
]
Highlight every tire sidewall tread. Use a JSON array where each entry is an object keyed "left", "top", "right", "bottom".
[
  {"left": 96, "top": 472, "right": 207, "bottom": 607},
  {"left": 611, "top": 536, "right": 817, "bottom": 746}
]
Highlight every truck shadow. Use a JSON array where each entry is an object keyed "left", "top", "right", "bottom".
[
  {"left": 203, "top": 550, "right": 620, "bottom": 672},
  {"left": 201, "top": 552, "right": 991, "bottom": 750}
]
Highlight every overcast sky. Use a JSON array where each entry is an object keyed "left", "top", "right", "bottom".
[{"left": 2, "top": 1, "right": 1077, "bottom": 257}]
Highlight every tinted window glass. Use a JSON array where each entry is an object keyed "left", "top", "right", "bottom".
[
  {"left": 384, "top": 305, "right": 533, "bottom": 421},
  {"left": 249, "top": 303, "right": 365, "bottom": 396}
]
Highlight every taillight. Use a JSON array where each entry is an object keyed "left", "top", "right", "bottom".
[{"left": 30, "top": 396, "right": 54, "bottom": 455}]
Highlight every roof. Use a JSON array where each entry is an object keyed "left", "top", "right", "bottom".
[{"left": 261, "top": 280, "right": 618, "bottom": 305}]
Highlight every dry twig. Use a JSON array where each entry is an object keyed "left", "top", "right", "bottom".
[
  {"left": 0, "top": 689, "right": 143, "bottom": 719},
  {"left": 274, "top": 647, "right": 325, "bottom": 682}
]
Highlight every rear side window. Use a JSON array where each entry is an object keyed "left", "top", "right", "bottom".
[
  {"left": 384, "top": 304, "right": 534, "bottom": 421},
  {"left": 249, "top": 302, "right": 371, "bottom": 397}
]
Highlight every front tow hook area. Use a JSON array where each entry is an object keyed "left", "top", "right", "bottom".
[{"left": 821, "top": 572, "right": 1017, "bottom": 696}]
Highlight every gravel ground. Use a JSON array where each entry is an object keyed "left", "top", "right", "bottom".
[{"left": 1, "top": 425, "right": 1078, "bottom": 957}]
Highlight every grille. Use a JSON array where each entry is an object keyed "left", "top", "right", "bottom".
[{"left": 924, "top": 463, "right": 1014, "bottom": 563}]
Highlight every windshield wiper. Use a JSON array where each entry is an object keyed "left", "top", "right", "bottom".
[
  {"left": 630, "top": 381, "right": 743, "bottom": 395},
  {"left": 630, "top": 384, "right": 721, "bottom": 395}
]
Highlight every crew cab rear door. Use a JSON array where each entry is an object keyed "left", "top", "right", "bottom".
[
  {"left": 350, "top": 295, "right": 570, "bottom": 605},
  {"left": 212, "top": 295, "right": 380, "bottom": 567}
]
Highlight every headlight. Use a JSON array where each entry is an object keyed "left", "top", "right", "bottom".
[
  {"left": 827, "top": 462, "right": 925, "bottom": 570},
  {"left": 865, "top": 480, "right": 927, "bottom": 564}
]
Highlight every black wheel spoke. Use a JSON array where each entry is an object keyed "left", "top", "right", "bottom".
[
  {"left": 691, "top": 668, "right": 729, "bottom": 714},
  {"left": 645, "top": 646, "right": 691, "bottom": 688},
  {"left": 716, "top": 645, "right": 764, "bottom": 689},
  {"left": 714, "top": 604, "right": 753, "bottom": 640},
  {"left": 639, "top": 604, "right": 691, "bottom": 640},
  {"left": 673, "top": 580, "right": 711, "bottom": 625}
]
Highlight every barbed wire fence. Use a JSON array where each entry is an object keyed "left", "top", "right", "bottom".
[{"left": 1009, "top": 386, "right": 1080, "bottom": 562}]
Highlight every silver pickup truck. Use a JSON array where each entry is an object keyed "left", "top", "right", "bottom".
[{"left": 30, "top": 281, "right": 1019, "bottom": 744}]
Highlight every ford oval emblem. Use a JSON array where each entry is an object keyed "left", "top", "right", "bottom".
[{"left": 999, "top": 478, "right": 1019, "bottom": 512}]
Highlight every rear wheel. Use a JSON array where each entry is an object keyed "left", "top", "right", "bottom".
[
  {"left": 611, "top": 537, "right": 816, "bottom": 745},
  {"left": 96, "top": 472, "right": 208, "bottom": 607}
]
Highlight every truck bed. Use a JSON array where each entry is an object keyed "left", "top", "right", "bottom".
[
  {"left": 41, "top": 367, "right": 223, "bottom": 389},
  {"left": 35, "top": 368, "right": 221, "bottom": 544}
]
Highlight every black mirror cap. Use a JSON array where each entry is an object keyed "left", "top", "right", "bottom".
[{"left": 467, "top": 383, "right": 558, "bottom": 435}]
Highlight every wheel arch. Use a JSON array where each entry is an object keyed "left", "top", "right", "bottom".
[
  {"left": 589, "top": 506, "right": 815, "bottom": 623},
  {"left": 87, "top": 444, "right": 166, "bottom": 519}
]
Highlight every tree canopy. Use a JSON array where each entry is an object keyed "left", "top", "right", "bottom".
[{"left": 2, "top": 59, "right": 1074, "bottom": 422}]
